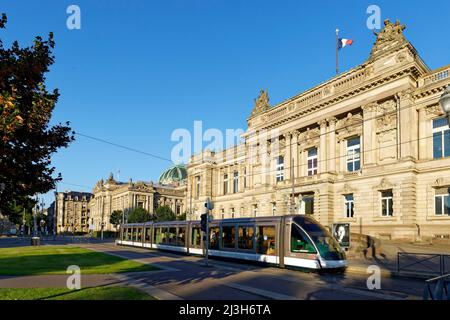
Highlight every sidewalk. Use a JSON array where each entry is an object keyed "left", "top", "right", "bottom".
[{"left": 346, "top": 240, "right": 450, "bottom": 279}]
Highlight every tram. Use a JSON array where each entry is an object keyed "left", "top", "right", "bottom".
[{"left": 117, "top": 215, "right": 347, "bottom": 270}]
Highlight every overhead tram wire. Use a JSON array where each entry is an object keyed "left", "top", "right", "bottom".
[{"left": 75, "top": 132, "right": 173, "bottom": 163}]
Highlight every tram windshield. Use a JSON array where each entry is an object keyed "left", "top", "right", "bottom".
[{"left": 294, "top": 216, "right": 346, "bottom": 261}]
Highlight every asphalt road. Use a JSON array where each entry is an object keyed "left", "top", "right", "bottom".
[{"left": 77, "top": 243, "right": 427, "bottom": 300}]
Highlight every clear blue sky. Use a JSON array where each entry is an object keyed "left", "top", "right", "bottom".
[{"left": 1, "top": 0, "right": 449, "bottom": 206}]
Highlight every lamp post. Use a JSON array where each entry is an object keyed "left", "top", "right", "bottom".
[{"left": 439, "top": 86, "right": 450, "bottom": 124}]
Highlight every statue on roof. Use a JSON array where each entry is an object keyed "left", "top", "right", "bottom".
[
  {"left": 373, "top": 19, "right": 405, "bottom": 43},
  {"left": 251, "top": 89, "right": 270, "bottom": 117},
  {"left": 370, "top": 19, "right": 407, "bottom": 60}
]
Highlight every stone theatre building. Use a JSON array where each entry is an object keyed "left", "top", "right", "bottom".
[{"left": 187, "top": 20, "right": 450, "bottom": 241}]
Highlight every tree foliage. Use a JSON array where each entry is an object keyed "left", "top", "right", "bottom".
[
  {"left": 0, "top": 14, "right": 74, "bottom": 218},
  {"left": 154, "top": 205, "right": 176, "bottom": 222},
  {"left": 127, "top": 207, "right": 150, "bottom": 224},
  {"left": 109, "top": 210, "right": 123, "bottom": 226}
]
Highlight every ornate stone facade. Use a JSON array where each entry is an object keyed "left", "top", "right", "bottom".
[
  {"left": 55, "top": 191, "right": 92, "bottom": 233},
  {"left": 186, "top": 19, "right": 450, "bottom": 241},
  {"left": 88, "top": 172, "right": 186, "bottom": 232}
]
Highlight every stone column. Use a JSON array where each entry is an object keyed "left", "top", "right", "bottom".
[
  {"left": 292, "top": 131, "right": 299, "bottom": 179},
  {"left": 418, "top": 107, "right": 428, "bottom": 161},
  {"left": 362, "top": 103, "right": 377, "bottom": 166},
  {"left": 284, "top": 132, "right": 292, "bottom": 181},
  {"left": 398, "top": 89, "right": 418, "bottom": 160},
  {"left": 318, "top": 120, "right": 327, "bottom": 173},
  {"left": 328, "top": 117, "right": 337, "bottom": 172}
]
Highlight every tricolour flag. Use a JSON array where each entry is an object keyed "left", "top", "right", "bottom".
[{"left": 338, "top": 38, "right": 353, "bottom": 50}]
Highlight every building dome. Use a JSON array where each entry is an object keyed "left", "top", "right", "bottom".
[{"left": 158, "top": 164, "right": 187, "bottom": 185}]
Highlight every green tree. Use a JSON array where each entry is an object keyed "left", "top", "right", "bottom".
[
  {"left": 176, "top": 212, "right": 187, "bottom": 221},
  {"left": 0, "top": 14, "right": 74, "bottom": 221},
  {"left": 154, "top": 206, "right": 176, "bottom": 222},
  {"left": 127, "top": 207, "right": 150, "bottom": 224},
  {"left": 109, "top": 210, "right": 123, "bottom": 227}
]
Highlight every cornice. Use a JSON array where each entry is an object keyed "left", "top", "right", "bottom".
[{"left": 256, "top": 65, "right": 421, "bottom": 131}]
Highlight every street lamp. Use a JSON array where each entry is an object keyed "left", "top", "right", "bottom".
[{"left": 439, "top": 86, "right": 450, "bottom": 124}]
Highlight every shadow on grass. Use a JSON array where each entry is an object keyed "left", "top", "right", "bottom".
[
  {"left": 35, "top": 282, "right": 123, "bottom": 300},
  {"left": 0, "top": 251, "right": 157, "bottom": 276}
]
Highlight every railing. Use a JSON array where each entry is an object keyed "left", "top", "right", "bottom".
[
  {"left": 419, "top": 66, "right": 450, "bottom": 87},
  {"left": 265, "top": 67, "right": 367, "bottom": 123},
  {"left": 423, "top": 274, "right": 450, "bottom": 300},
  {"left": 397, "top": 252, "right": 450, "bottom": 276}
]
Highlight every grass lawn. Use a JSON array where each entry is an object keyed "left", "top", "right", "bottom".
[
  {"left": 0, "top": 246, "right": 159, "bottom": 275},
  {"left": 0, "top": 286, "right": 155, "bottom": 300}
]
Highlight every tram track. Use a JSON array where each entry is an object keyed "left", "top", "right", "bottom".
[{"left": 78, "top": 242, "right": 423, "bottom": 300}]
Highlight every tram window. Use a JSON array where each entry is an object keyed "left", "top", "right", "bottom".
[
  {"left": 256, "top": 226, "right": 276, "bottom": 255},
  {"left": 122, "top": 228, "right": 127, "bottom": 241},
  {"left": 291, "top": 224, "right": 316, "bottom": 254},
  {"left": 238, "top": 226, "right": 254, "bottom": 250},
  {"left": 127, "top": 228, "right": 131, "bottom": 241},
  {"left": 191, "top": 227, "right": 201, "bottom": 247},
  {"left": 161, "top": 228, "right": 168, "bottom": 244},
  {"left": 209, "top": 227, "right": 220, "bottom": 249},
  {"left": 177, "top": 227, "right": 186, "bottom": 246},
  {"left": 145, "top": 227, "right": 151, "bottom": 243},
  {"left": 222, "top": 226, "right": 236, "bottom": 249},
  {"left": 137, "top": 228, "right": 142, "bottom": 241},
  {"left": 131, "top": 228, "right": 136, "bottom": 241},
  {"left": 154, "top": 228, "right": 162, "bottom": 244},
  {"left": 168, "top": 227, "right": 177, "bottom": 245}
]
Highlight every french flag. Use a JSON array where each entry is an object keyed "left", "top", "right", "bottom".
[{"left": 338, "top": 38, "right": 353, "bottom": 50}]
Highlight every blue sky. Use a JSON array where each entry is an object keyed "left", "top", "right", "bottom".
[{"left": 1, "top": 0, "right": 450, "bottom": 206}]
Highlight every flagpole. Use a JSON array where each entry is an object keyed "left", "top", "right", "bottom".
[{"left": 336, "top": 28, "right": 339, "bottom": 75}]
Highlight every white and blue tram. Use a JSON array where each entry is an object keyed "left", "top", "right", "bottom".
[{"left": 117, "top": 215, "right": 347, "bottom": 271}]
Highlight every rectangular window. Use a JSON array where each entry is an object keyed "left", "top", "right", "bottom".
[
  {"left": 381, "top": 190, "right": 393, "bottom": 217},
  {"left": 344, "top": 194, "right": 354, "bottom": 218},
  {"left": 223, "top": 174, "right": 228, "bottom": 195},
  {"left": 238, "top": 226, "right": 254, "bottom": 250},
  {"left": 209, "top": 226, "right": 220, "bottom": 249},
  {"left": 221, "top": 225, "right": 236, "bottom": 249},
  {"left": 177, "top": 227, "right": 186, "bottom": 246},
  {"left": 433, "top": 118, "right": 450, "bottom": 159},
  {"left": 191, "top": 227, "right": 201, "bottom": 247},
  {"left": 167, "top": 227, "right": 177, "bottom": 245},
  {"left": 231, "top": 208, "right": 235, "bottom": 219},
  {"left": 307, "top": 148, "right": 318, "bottom": 176},
  {"left": 233, "top": 171, "right": 239, "bottom": 193},
  {"left": 154, "top": 228, "right": 161, "bottom": 244},
  {"left": 161, "top": 227, "right": 168, "bottom": 244},
  {"left": 347, "top": 137, "right": 361, "bottom": 172},
  {"left": 145, "top": 227, "right": 151, "bottom": 242},
  {"left": 435, "top": 188, "right": 450, "bottom": 215},
  {"left": 276, "top": 156, "right": 284, "bottom": 182},
  {"left": 256, "top": 226, "right": 276, "bottom": 255}
]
